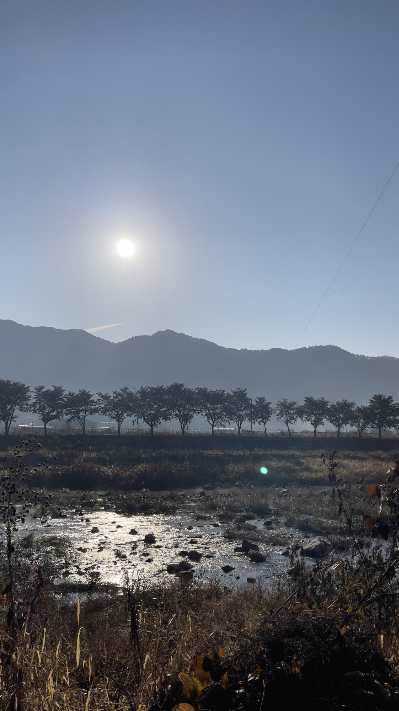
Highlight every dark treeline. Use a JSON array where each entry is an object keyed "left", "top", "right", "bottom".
[{"left": 0, "top": 379, "right": 399, "bottom": 440}]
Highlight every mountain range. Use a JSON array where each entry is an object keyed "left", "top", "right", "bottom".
[{"left": 1, "top": 320, "right": 399, "bottom": 409}]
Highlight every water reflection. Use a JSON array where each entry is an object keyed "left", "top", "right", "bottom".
[{"left": 13, "top": 510, "right": 297, "bottom": 588}]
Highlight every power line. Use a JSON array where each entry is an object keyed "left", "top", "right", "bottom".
[{"left": 282, "top": 157, "right": 399, "bottom": 364}]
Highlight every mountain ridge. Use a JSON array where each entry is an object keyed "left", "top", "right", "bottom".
[{"left": 0, "top": 320, "right": 398, "bottom": 404}]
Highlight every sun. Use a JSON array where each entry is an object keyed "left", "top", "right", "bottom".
[{"left": 117, "top": 239, "right": 135, "bottom": 257}]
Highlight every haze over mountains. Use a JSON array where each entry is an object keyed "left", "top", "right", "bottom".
[{"left": 0, "top": 320, "right": 398, "bottom": 406}]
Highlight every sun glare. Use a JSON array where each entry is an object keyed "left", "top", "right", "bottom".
[{"left": 117, "top": 239, "right": 135, "bottom": 257}]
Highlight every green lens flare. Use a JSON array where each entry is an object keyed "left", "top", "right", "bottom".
[{"left": 260, "top": 467, "right": 268, "bottom": 475}]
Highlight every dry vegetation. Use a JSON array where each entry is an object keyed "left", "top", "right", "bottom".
[
  {"left": 3, "top": 551, "right": 399, "bottom": 710},
  {"left": 0, "top": 433, "right": 397, "bottom": 492},
  {"left": 1, "top": 438, "right": 399, "bottom": 709}
]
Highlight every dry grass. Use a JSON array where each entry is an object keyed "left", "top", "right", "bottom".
[
  {"left": 3, "top": 553, "right": 399, "bottom": 710},
  {"left": 0, "top": 434, "right": 398, "bottom": 492},
  {"left": 0, "top": 579, "right": 271, "bottom": 710}
]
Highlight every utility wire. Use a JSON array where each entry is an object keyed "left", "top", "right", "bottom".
[{"left": 280, "top": 158, "right": 399, "bottom": 367}]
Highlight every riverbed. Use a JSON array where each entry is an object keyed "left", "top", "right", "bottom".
[{"left": 14, "top": 508, "right": 306, "bottom": 588}]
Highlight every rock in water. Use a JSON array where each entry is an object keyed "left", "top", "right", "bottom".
[
  {"left": 221, "top": 565, "right": 235, "bottom": 573},
  {"left": 166, "top": 563, "right": 180, "bottom": 574},
  {"left": 248, "top": 551, "right": 266, "bottom": 563},
  {"left": 242, "top": 539, "right": 259, "bottom": 552},
  {"left": 188, "top": 550, "right": 202, "bottom": 561},
  {"left": 179, "top": 561, "right": 194, "bottom": 571}
]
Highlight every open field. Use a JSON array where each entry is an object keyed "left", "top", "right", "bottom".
[{"left": 1, "top": 433, "right": 398, "bottom": 491}]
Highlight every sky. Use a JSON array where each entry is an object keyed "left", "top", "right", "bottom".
[{"left": 1, "top": 0, "right": 398, "bottom": 356}]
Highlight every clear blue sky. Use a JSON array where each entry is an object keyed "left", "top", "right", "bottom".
[{"left": 1, "top": 0, "right": 398, "bottom": 355}]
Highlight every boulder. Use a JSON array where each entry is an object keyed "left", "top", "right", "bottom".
[
  {"left": 129, "top": 529, "right": 138, "bottom": 535},
  {"left": 247, "top": 577, "right": 256, "bottom": 584},
  {"left": 221, "top": 565, "right": 235, "bottom": 573},
  {"left": 144, "top": 533, "right": 156, "bottom": 544},
  {"left": 179, "top": 561, "right": 194, "bottom": 571},
  {"left": 248, "top": 551, "right": 266, "bottom": 563},
  {"left": 188, "top": 550, "right": 202, "bottom": 562},
  {"left": 90, "top": 527, "right": 99, "bottom": 533},
  {"left": 242, "top": 539, "right": 259, "bottom": 552},
  {"left": 301, "top": 538, "right": 331, "bottom": 558}
]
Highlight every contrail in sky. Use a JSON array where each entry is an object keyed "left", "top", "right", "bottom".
[{"left": 85, "top": 323, "right": 123, "bottom": 333}]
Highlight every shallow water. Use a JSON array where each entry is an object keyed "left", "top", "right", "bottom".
[{"left": 15, "top": 509, "right": 303, "bottom": 588}]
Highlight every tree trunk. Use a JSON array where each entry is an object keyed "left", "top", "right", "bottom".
[
  {"left": 337, "top": 426, "right": 341, "bottom": 438},
  {"left": 181, "top": 424, "right": 185, "bottom": 437},
  {"left": 150, "top": 424, "right": 154, "bottom": 438},
  {"left": 358, "top": 428, "right": 362, "bottom": 438},
  {"left": 82, "top": 419, "right": 86, "bottom": 436},
  {"left": 287, "top": 424, "right": 291, "bottom": 437},
  {"left": 237, "top": 423, "right": 241, "bottom": 436},
  {"left": 117, "top": 421, "right": 121, "bottom": 440},
  {"left": 378, "top": 426, "right": 382, "bottom": 439},
  {"left": 44, "top": 422, "right": 47, "bottom": 436},
  {"left": 211, "top": 423, "right": 214, "bottom": 436},
  {"left": 4, "top": 420, "right": 10, "bottom": 436},
  {"left": 264, "top": 426, "right": 267, "bottom": 437},
  {"left": 313, "top": 427, "right": 317, "bottom": 438}
]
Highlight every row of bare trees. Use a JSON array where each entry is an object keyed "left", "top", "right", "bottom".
[{"left": 0, "top": 379, "right": 397, "bottom": 439}]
